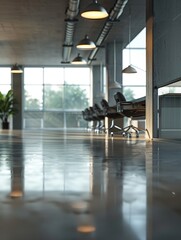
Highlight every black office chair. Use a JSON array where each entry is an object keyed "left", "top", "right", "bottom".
[
  {"left": 82, "top": 107, "right": 96, "bottom": 131},
  {"left": 100, "top": 98, "right": 124, "bottom": 135},
  {"left": 93, "top": 103, "right": 106, "bottom": 132},
  {"left": 82, "top": 105, "right": 106, "bottom": 132},
  {"left": 114, "top": 92, "right": 146, "bottom": 137}
]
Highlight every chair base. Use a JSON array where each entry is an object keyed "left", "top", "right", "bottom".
[
  {"left": 122, "top": 116, "right": 146, "bottom": 138},
  {"left": 122, "top": 124, "right": 141, "bottom": 137},
  {"left": 109, "top": 119, "right": 122, "bottom": 136}
]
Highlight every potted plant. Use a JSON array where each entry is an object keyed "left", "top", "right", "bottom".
[{"left": 0, "top": 89, "right": 16, "bottom": 129}]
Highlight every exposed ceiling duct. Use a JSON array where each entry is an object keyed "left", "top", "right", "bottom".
[
  {"left": 88, "top": 0, "right": 128, "bottom": 64},
  {"left": 62, "top": 0, "right": 80, "bottom": 64}
]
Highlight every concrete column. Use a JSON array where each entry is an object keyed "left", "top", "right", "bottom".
[
  {"left": 106, "top": 41, "right": 123, "bottom": 104},
  {"left": 92, "top": 65, "right": 105, "bottom": 130},
  {"left": 12, "top": 73, "right": 23, "bottom": 129},
  {"left": 146, "top": 0, "right": 158, "bottom": 139},
  {"left": 92, "top": 65, "right": 105, "bottom": 105},
  {"left": 105, "top": 41, "right": 123, "bottom": 132}
]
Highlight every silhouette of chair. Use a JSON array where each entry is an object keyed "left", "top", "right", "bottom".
[
  {"left": 82, "top": 107, "right": 97, "bottom": 131},
  {"left": 114, "top": 91, "right": 146, "bottom": 137},
  {"left": 82, "top": 105, "right": 106, "bottom": 132},
  {"left": 93, "top": 103, "right": 106, "bottom": 132},
  {"left": 100, "top": 99, "right": 124, "bottom": 135}
]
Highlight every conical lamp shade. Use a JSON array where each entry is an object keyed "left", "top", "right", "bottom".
[
  {"left": 122, "top": 64, "right": 137, "bottom": 74},
  {"left": 76, "top": 35, "right": 96, "bottom": 50},
  {"left": 11, "top": 64, "right": 23, "bottom": 73},
  {"left": 81, "top": 0, "right": 108, "bottom": 19},
  {"left": 109, "top": 81, "right": 121, "bottom": 89},
  {"left": 71, "top": 53, "right": 87, "bottom": 64}
]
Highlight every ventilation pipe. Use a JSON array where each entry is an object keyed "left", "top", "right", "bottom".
[
  {"left": 62, "top": 0, "right": 80, "bottom": 63},
  {"left": 88, "top": 0, "right": 128, "bottom": 64}
]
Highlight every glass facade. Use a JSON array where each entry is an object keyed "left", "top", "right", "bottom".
[
  {"left": 122, "top": 28, "right": 146, "bottom": 100},
  {"left": 0, "top": 67, "right": 91, "bottom": 130},
  {"left": 0, "top": 67, "right": 11, "bottom": 94},
  {"left": 24, "top": 67, "right": 91, "bottom": 129},
  {"left": 122, "top": 28, "right": 146, "bottom": 128},
  {"left": 158, "top": 83, "right": 181, "bottom": 95}
]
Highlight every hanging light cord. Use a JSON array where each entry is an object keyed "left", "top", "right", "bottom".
[
  {"left": 114, "top": 40, "right": 116, "bottom": 83},
  {"left": 128, "top": 10, "right": 131, "bottom": 65}
]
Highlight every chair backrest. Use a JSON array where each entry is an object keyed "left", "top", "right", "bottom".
[
  {"left": 93, "top": 103, "right": 102, "bottom": 114},
  {"left": 114, "top": 92, "right": 126, "bottom": 103},
  {"left": 84, "top": 108, "right": 90, "bottom": 114},
  {"left": 94, "top": 103, "right": 101, "bottom": 110},
  {"left": 101, "top": 99, "right": 109, "bottom": 109},
  {"left": 89, "top": 107, "right": 94, "bottom": 113}
]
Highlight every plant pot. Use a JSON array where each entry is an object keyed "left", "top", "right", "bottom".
[{"left": 2, "top": 121, "right": 9, "bottom": 129}]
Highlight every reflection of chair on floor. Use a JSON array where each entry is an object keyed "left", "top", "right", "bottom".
[
  {"left": 114, "top": 92, "right": 146, "bottom": 137},
  {"left": 100, "top": 99, "right": 124, "bottom": 135}
]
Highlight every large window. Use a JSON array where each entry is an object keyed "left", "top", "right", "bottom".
[
  {"left": 122, "top": 28, "right": 146, "bottom": 100},
  {"left": 158, "top": 81, "right": 181, "bottom": 95},
  {"left": 24, "top": 67, "right": 91, "bottom": 129},
  {"left": 122, "top": 29, "right": 146, "bottom": 129},
  {"left": 0, "top": 67, "right": 11, "bottom": 94}
]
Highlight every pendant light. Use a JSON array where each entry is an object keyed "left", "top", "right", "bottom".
[
  {"left": 11, "top": 64, "right": 23, "bottom": 73},
  {"left": 122, "top": 64, "right": 137, "bottom": 73},
  {"left": 122, "top": 10, "right": 137, "bottom": 74},
  {"left": 71, "top": 53, "right": 87, "bottom": 64},
  {"left": 81, "top": 0, "right": 108, "bottom": 20},
  {"left": 76, "top": 35, "right": 96, "bottom": 50}
]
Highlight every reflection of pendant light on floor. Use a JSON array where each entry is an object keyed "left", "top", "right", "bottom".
[
  {"left": 76, "top": 35, "right": 96, "bottom": 50},
  {"left": 122, "top": 9, "right": 137, "bottom": 74},
  {"left": 81, "top": 0, "right": 108, "bottom": 20}
]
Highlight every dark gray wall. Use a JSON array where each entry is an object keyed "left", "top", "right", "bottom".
[{"left": 154, "top": 0, "right": 181, "bottom": 87}]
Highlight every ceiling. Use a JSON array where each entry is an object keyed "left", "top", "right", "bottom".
[{"left": 0, "top": 0, "right": 145, "bottom": 66}]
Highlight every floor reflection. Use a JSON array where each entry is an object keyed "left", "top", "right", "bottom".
[{"left": 0, "top": 130, "right": 181, "bottom": 239}]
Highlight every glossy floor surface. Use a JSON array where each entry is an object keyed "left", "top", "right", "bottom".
[{"left": 0, "top": 130, "right": 181, "bottom": 240}]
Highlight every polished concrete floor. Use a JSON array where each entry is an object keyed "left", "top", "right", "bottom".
[{"left": 0, "top": 129, "right": 181, "bottom": 240}]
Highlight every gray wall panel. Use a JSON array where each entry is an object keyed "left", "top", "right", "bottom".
[
  {"left": 159, "top": 93, "right": 181, "bottom": 138},
  {"left": 154, "top": 0, "right": 181, "bottom": 87}
]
